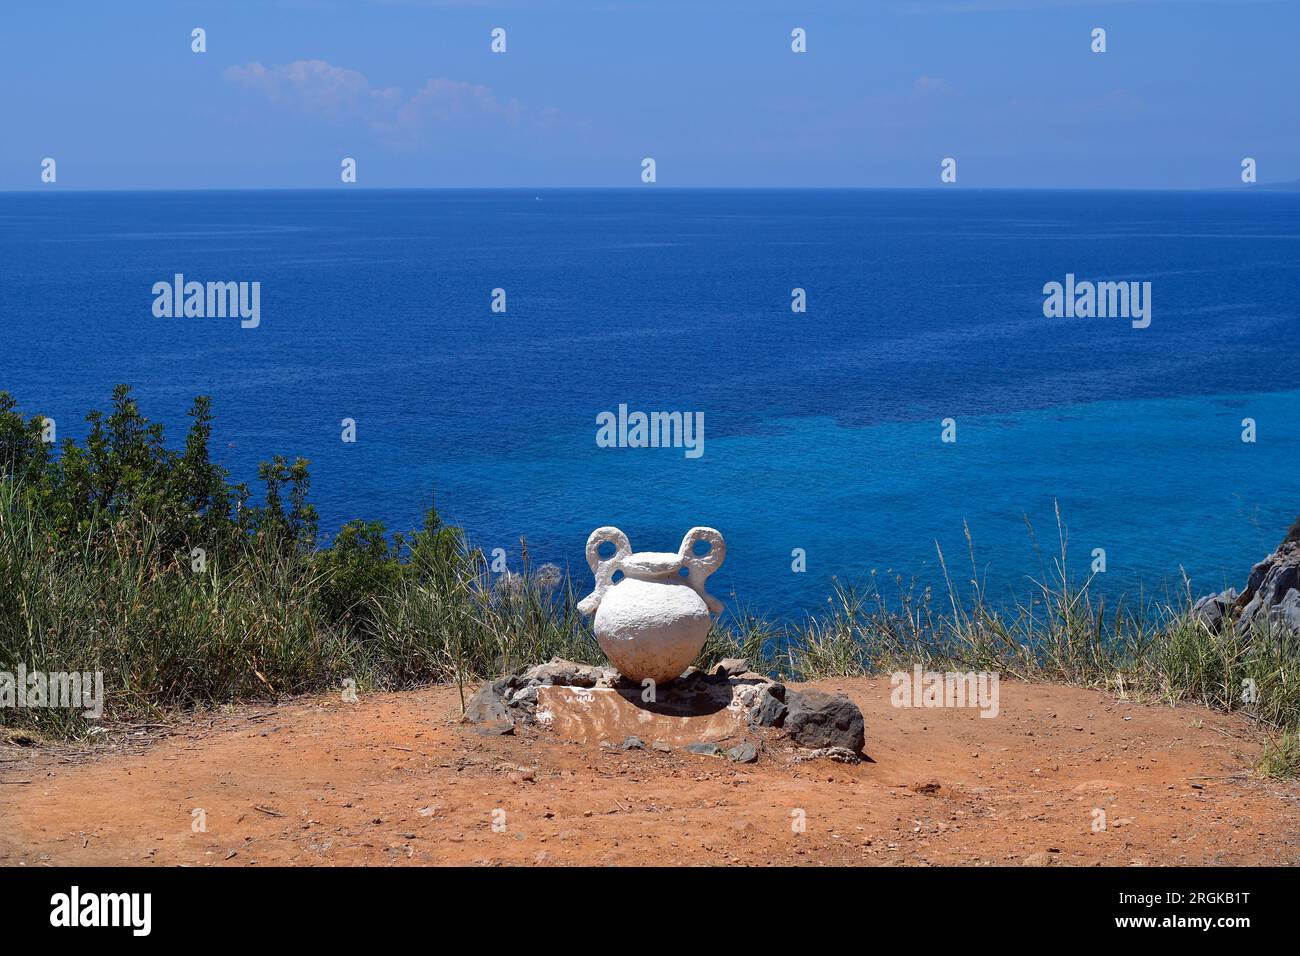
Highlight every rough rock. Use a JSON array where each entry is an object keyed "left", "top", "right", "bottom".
[
  {"left": 784, "top": 690, "right": 865, "bottom": 753},
  {"left": 465, "top": 678, "right": 516, "bottom": 727},
  {"left": 1195, "top": 522, "right": 1300, "bottom": 633},
  {"left": 727, "top": 742, "right": 759, "bottom": 763},
  {"left": 1239, "top": 550, "right": 1300, "bottom": 630},
  {"left": 1192, "top": 588, "right": 1237, "bottom": 629},
  {"left": 1270, "top": 588, "right": 1300, "bottom": 631},
  {"left": 521, "top": 658, "right": 620, "bottom": 688},
  {"left": 791, "top": 746, "right": 860, "bottom": 764},
  {"left": 685, "top": 742, "right": 723, "bottom": 757},
  {"left": 620, "top": 736, "right": 645, "bottom": 751},
  {"left": 710, "top": 658, "right": 751, "bottom": 678},
  {"left": 509, "top": 684, "right": 541, "bottom": 707},
  {"left": 747, "top": 684, "right": 788, "bottom": 729}
]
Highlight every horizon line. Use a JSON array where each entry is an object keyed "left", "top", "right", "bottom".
[{"left": 3, "top": 183, "right": 1295, "bottom": 195}]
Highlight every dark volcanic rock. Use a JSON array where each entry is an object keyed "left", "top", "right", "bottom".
[
  {"left": 727, "top": 741, "right": 759, "bottom": 763},
  {"left": 747, "top": 685, "right": 788, "bottom": 729},
  {"left": 465, "top": 677, "right": 516, "bottom": 727},
  {"left": 784, "top": 690, "right": 865, "bottom": 753}
]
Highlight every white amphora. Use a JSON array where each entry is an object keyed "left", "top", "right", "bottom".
[{"left": 577, "top": 526, "right": 726, "bottom": 685}]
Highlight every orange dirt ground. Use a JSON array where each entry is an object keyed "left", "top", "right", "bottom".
[{"left": 1, "top": 677, "right": 1296, "bottom": 866}]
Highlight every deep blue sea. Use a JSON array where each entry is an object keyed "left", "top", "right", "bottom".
[{"left": 3, "top": 188, "right": 1298, "bottom": 619}]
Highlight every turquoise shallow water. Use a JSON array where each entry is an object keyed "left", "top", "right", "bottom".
[
  {"left": 435, "top": 389, "right": 1300, "bottom": 617},
  {"left": 2, "top": 188, "right": 1297, "bottom": 617}
]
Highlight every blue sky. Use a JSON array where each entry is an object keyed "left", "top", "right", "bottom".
[{"left": 3, "top": 0, "right": 1296, "bottom": 189}]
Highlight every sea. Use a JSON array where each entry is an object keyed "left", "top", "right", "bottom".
[{"left": 3, "top": 187, "right": 1298, "bottom": 619}]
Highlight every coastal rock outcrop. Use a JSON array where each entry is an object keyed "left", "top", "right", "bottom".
[
  {"left": 1191, "top": 588, "right": 1238, "bottom": 629},
  {"left": 1195, "top": 518, "right": 1300, "bottom": 633}
]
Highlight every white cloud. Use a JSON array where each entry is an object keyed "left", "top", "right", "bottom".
[
  {"left": 914, "top": 75, "right": 953, "bottom": 95},
  {"left": 224, "top": 60, "right": 398, "bottom": 118},
  {"left": 224, "top": 59, "right": 528, "bottom": 142}
]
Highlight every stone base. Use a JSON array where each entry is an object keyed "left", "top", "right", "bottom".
[
  {"left": 461, "top": 657, "right": 866, "bottom": 761},
  {"left": 535, "top": 684, "right": 751, "bottom": 747}
]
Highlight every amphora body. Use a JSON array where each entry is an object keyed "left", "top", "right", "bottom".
[{"left": 577, "top": 526, "right": 725, "bottom": 685}]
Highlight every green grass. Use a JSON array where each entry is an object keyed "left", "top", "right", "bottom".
[
  {"left": 2, "top": 387, "right": 1297, "bottom": 778},
  {"left": 1258, "top": 732, "right": 1300, "bottom": 779}
]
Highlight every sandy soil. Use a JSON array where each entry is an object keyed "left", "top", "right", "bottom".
[{"left": 1, "top": 677, "right": 1296, "bottom": 866}]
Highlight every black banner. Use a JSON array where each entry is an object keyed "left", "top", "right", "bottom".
[{"left": 3, "top": 865, "right": 1275, "bottom": 942}]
